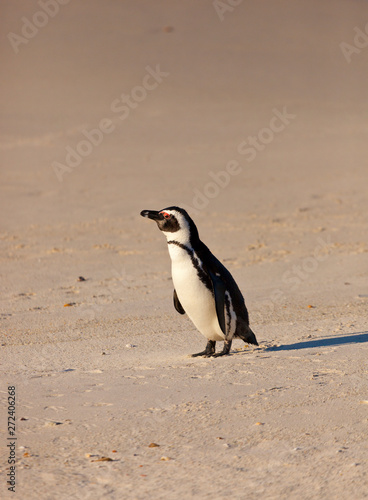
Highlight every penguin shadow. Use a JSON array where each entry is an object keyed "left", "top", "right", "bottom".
[{"left": 264, "top": 331, "right": 368, "bottom": 352}]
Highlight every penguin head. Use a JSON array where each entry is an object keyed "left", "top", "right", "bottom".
[{"left": 140, "top": 206, "right": 199, "bottom": 245}]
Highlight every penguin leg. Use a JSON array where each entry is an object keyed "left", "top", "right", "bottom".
[
  {"left": 213, "top": 339, "right": 232, "bottom": 357},
  {"left": 191, "top": 340, "right": 216, "bottom": 357}
]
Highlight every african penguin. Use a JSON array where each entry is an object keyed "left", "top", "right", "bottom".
[{"left": 140, "top": 206, "right": 258, "bottom": 357}]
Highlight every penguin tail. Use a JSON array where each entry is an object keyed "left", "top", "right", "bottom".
[
  {"left": 237, "top": 326, "right": 258, "bottom": 346},
  {"left": 247, "top": 327, "right": 259, "bottom": 346}
]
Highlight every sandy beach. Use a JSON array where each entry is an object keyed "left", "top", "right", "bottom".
[{"left": 1, "top": 0, "right": 368, "bottom": 498}]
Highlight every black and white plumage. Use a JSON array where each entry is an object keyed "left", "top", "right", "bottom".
[{"left": 140, "top": 206, "right": 258, "bottom": 357}]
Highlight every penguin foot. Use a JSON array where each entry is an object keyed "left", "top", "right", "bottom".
[
  {"left": 191, "top": 340, "right": 216, "bottom": 357},
  {"left": 212, "top": 340, "right": 232, "bottom": 357}
]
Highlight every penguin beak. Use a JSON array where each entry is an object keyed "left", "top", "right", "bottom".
[{"left": 140, "top": 210, "right": 164, "bottom": 221}]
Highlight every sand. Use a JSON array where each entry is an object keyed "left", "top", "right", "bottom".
[{"left": 1, "top": 0, "right": 368, "bottom": 498}]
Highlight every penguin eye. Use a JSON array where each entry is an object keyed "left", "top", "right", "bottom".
[{"left": 162, "top": 212, "right": 171, "bottom": 220}]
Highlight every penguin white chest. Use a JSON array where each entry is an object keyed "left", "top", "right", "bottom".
[{"left": 168, "top": 245, "right": 225, "bottom": 341}]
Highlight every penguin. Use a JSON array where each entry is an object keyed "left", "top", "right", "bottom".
[{"left": 140, "top": 206, "right": 258, "bottom": 357}]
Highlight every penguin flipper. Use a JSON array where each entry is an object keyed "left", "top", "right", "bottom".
[
  {"left": 208, "top": 270, "right": 227, "bottom": 336},
  {"left": 173, "top": 289, "right": 185, "bottom": 315}
]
